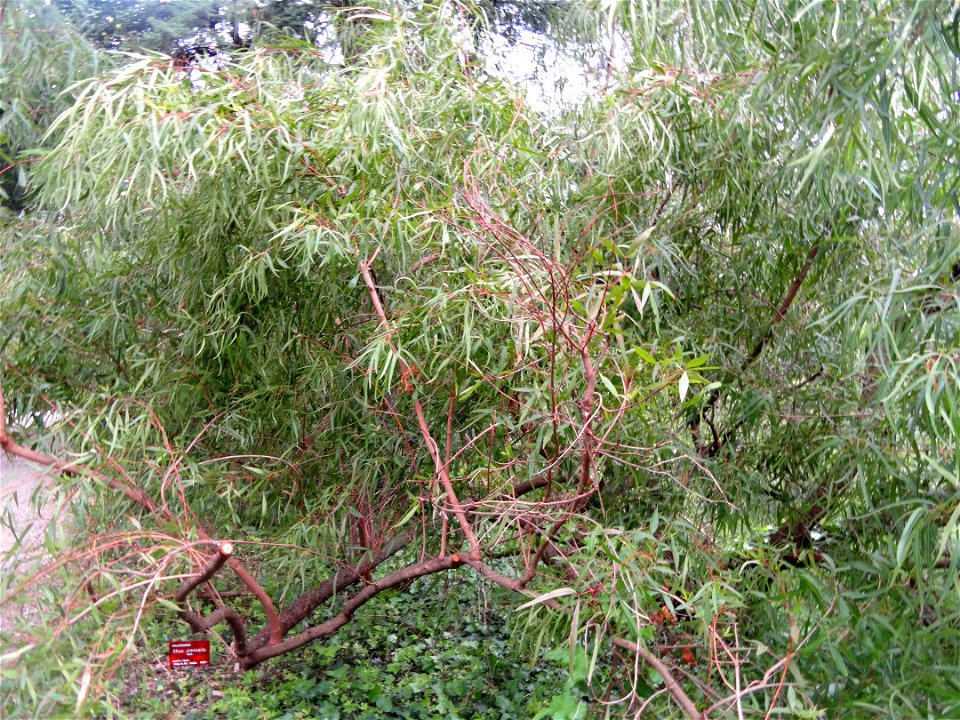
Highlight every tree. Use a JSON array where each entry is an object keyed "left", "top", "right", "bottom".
[
  {"left": 1, "top": 0, "right": 958, "bottom": 717},
  {"left": 52, "top": 0, "right": 220, "bottom": 50},
  {"left": 48, "top": 0, "right": 594, "bottom": 77}
]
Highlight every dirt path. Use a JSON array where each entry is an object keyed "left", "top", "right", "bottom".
[
  {"left": 0, "top": 454, "right": 58, "bottom": 634},
  {"left": 0, "top": 455, "right": 56, "bottom": 555}
]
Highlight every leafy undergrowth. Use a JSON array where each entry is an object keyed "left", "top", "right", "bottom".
[{"left": 111, "top": 580, "right": 573, "bottom": 720}]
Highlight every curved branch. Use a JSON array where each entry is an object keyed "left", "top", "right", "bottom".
[
  {"left": 179, "top": 605, "right": 248, "bottom": 656},
  {"left": 225, "top": 555, "right": 282, "bottom": 645},
  {"left": 187, "top": 525, "right": 284, "bottom": 647},
  {"left": 172, "top": 543, "right": 247, "bottom": 654}
]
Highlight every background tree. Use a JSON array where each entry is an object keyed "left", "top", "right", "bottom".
[
  {"left": 1, "top": 0, "right": 958, "bottom": 717},
  {"left": 53, "top": 0, "right": 220, "bottom": 50},
  {"left": 47, "top": 0, "right": 581, "bottom": 57}
]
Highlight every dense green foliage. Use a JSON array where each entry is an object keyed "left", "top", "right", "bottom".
[
  {"left": 2, "top": 0, "right": 958, "bottom": 717},
  {"left": 0, "top": 1, "right": 99, "bottom": 210}
]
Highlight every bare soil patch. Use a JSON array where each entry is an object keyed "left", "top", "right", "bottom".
[{"left": 0, "top": 455, "right": 58, "bottom": 634}]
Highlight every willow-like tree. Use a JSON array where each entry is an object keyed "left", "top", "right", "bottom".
[{"left": 1, "top": 1, "right": 958, "bottom": 717}]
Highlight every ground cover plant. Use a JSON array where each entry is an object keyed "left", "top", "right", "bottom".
[
  {"left": 111, "top": 575, "right": 570, "bottom": 719},
  {"left": 1, "top": 0, "right": 958, "bottom": 717}
]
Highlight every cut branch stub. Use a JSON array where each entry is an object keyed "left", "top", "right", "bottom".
[{"left": 175, "top": 542, "right": 234, "bottom": 602}]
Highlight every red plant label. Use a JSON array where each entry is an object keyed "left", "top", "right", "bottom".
[{"left": 168, "top": 640, "right": 211, "bottom": 668}]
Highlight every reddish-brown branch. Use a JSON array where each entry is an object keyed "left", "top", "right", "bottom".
[
  {"left": 519, "top": 516, "right": 572, "bottom": 586},
  {"left": 197, "top": 589, "right": 246, "bottom": 599},
  {"left": 0, "top": 381, "right": 284, "bottom": 648},
  {"left": 179, "top": 605, "right": 248, "bottom": 656},
  {"left": 744, "top": 244, "right": 821, "bottom": 367},
  {"left": 220, "top": 541, "right": 281, "bottom": 645},
  {"left": 245, "top": 530, "right": 415, "bottom": 654},
  {"left": 411, "top": 399, "right": 480, "bottom": 554},
  {"left": 575, "top": 346, "right": 598, "bottom": 510},
  {"left": 0, "top": 387, "right": 158, "bottom": 513},
  {"left": 612, "top": 636, "right": 702, "bottom": 720},
  {"left": 444, "top": 389, "right": 455, "bottom": 473},
  {"left": 175, "top": 542, "right": 234, "bottom": 602},
  {"left": 693, "top": 244, "right": 821, "bottom": 457},
  {"left": 410, "top": 254, "right": 440, "bottom": 273},
  {"left": 174, "top": 543, "right": 248, "bottom": 654},
  {"left": 462, "top": 555, "right": 565, "bottom": 603},
  {"left": 241, "top": 553, "right": 463, "bottom": 667},
  {"left": 507, "top": 476, "right": 551, "bottom": 498},
  {"left": 359, "top": 257, "right": 480, "bottom": 557}
]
